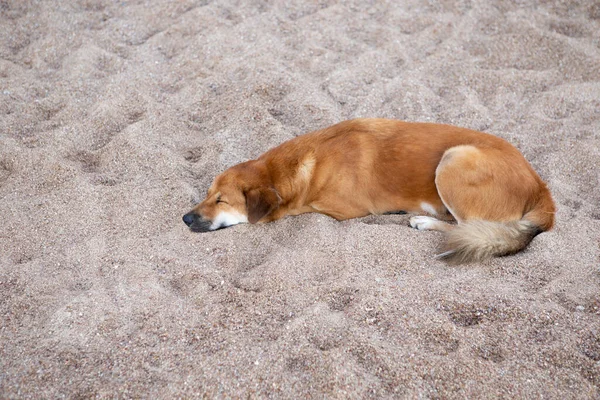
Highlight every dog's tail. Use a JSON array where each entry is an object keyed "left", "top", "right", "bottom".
[{"left": 437, "top": 190, "right": 555, "bottom": 264}]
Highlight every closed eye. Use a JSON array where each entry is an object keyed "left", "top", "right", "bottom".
[{"left": 216, "top": 196, "right": 228, "bottom": 204}]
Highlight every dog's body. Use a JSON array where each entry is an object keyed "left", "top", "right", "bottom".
[{"left": 183, "top": 118, "right": 555, "bottom": 263}]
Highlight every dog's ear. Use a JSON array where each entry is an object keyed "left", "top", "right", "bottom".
[{"left": 245, "top": 187, "right": 280, "bottom": 224}]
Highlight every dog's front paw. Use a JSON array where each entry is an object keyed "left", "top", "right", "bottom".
[{"left": 409, "top": 216, "right": 439, "bottom": 231}]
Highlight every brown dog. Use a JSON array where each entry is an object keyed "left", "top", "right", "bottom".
[{"left": 183, "top": 118, "right": 555, "bottom": 263}]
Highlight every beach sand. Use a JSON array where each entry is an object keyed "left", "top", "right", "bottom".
[{"left": 1, "top": 0, "right": 599, "bottom": 398}]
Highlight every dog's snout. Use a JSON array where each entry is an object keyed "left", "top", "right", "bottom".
[
  {"left": 183, "top": 213, "right": 213, "bottom": 232},
  {"left": 182, "top": 213, "right": 196, "bottom": 227}
]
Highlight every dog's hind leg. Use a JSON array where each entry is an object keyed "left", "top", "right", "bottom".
[
  {"left": 434, "top": 144, "right": 527, "bottom": 223},
  {"left": 431, "top": 144, "right": 544, "bottom": 263},
  {"left": 409, "top": 144, "right": 495, "bottom": 234},
  {"left": 408, "top": 195, "right": 455, "bottom": 232},
  {"left": 409, "top": 216, "right": 454, "bottom": 231}
]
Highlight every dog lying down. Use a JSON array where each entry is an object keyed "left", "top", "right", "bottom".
[{"left": 183, "top": 118, "right": 555, "bottom": 263}]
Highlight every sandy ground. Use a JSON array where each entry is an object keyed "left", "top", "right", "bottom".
[{"left": 1, "top": 0, "right": 599, "bottom": 398}]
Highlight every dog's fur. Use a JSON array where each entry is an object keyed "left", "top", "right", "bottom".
[{"left": 183, "top": 118, "right": 555, "bottom": 263}]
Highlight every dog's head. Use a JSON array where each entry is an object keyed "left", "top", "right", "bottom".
[{"left": 183, "top": 161, "right": 281, "bottom": 232}]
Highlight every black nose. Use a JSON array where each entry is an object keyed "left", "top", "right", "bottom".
[{"left": 182, "top": 213, "right": 196, "bottom": 227}]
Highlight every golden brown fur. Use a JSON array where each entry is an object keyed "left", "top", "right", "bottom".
[{"left": 183, "top": 118, "right": 555, "bottom": 263}]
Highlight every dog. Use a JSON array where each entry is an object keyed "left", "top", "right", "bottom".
[{"left": 183, "top": 118, "right": 555, "bottom": 263}]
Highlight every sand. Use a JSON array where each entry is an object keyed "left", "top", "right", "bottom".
[{"left": 1, "top": 0, "right": 599, "bottom": 398}]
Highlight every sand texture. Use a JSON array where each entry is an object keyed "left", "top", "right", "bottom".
[{"left": 1, "top": 0, "right": 600, "bottom": 398}]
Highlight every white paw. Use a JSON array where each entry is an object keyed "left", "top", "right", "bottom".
[{"left": 410, "top": 216, "right": 440, "bottom": 231}]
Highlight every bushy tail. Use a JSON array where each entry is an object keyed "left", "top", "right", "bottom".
[{"left": 436, "top": 220, "right": 542, "bottom": 264}]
